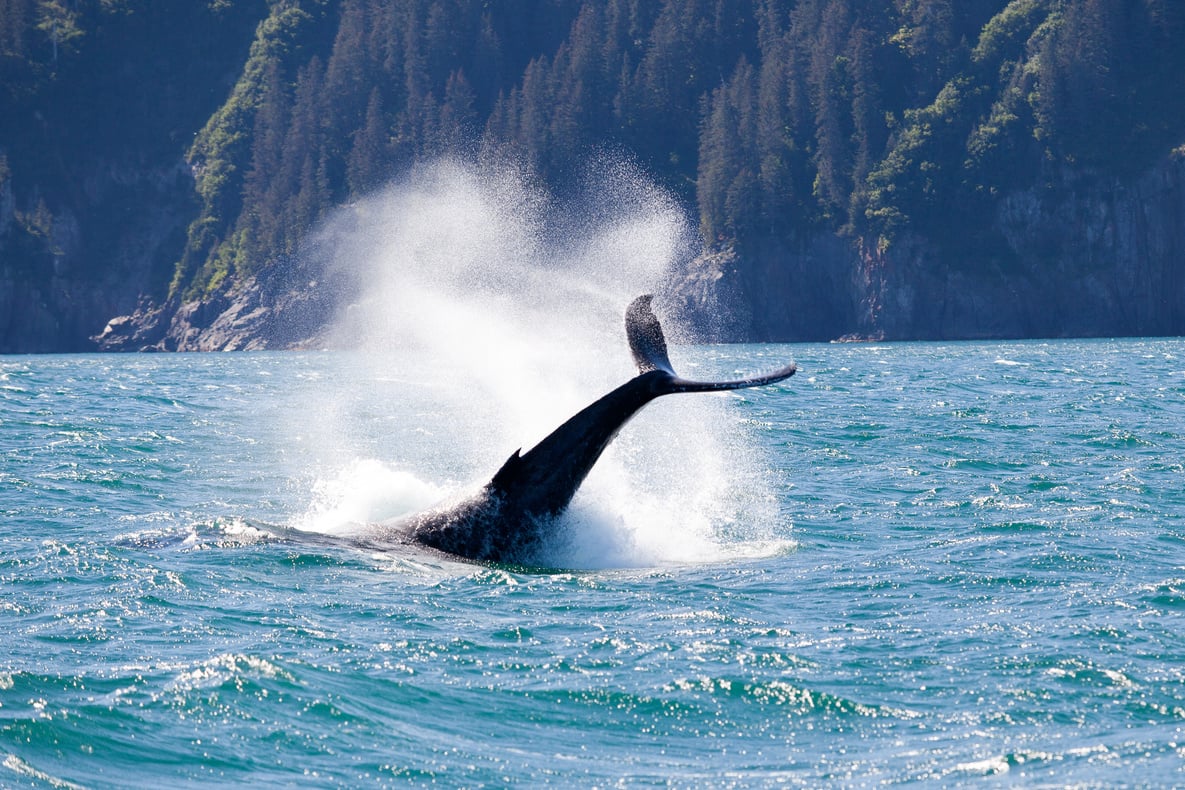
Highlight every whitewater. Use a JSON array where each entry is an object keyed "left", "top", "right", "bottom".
[{"left": 3, "top": 162, "right": 1184, "bottom": 786}]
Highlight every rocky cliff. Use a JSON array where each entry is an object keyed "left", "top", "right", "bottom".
[
  {"left": 0, "top": 0, "right": 263, "bottom": 353},
  {"left": 93, "top": 255, "right": 337, "bottom": 352},
  {"left": 94, "top": 150, "right": 1185, "bottom": 351},
  {"left": 0, "top": 156, "right": 196, "bottom": 353},
  {"left": 673, "top": 152, "right": 1185, "bottom": 343}
]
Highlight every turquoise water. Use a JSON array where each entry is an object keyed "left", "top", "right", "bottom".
[{"left": 3, "top": 341, "right": 1185, "bottom": 787}]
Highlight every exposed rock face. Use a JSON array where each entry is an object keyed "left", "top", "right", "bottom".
[
  {"left": 34, "top": 151, "right": 1185, "bottom": 352},
  {"left": 673, "top": 153, "right": 1185, "bottom": 342},
  {"left": 670, "top": 235, "right": 861, "bottom": 342},
  {"left": 0, "top": 156, "right": 195, "bottom": 353},
  {"left": 93, "top": 257, "right": 338, "bottom": 352},
  {"left": 858, "top": 154, "right": 1185, "bottom": 340}
]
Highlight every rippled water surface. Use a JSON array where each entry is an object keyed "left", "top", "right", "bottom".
[{"left": 3, "top": 341, "right": 1185, "bottom": 787}]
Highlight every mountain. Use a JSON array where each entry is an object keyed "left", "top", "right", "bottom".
[{"left": 2, "top": 0, "right": 1183, "bottom": 351}]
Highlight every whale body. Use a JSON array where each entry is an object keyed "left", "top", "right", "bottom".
[{"left": 351, "top": 295, "right": 796, "bottom": 564}]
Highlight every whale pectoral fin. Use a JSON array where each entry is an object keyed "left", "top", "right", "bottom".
[
  {"left": 669, "top": 363, "right": 797, "bottom": 393},
  {"left": 626, "top": 294, "right": 675, "bottom": 375}
]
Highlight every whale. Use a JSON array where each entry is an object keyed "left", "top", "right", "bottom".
[{"left": 342, "top": 295, "right": 796, "bottom": 564}]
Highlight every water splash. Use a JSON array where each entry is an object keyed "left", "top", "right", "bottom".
[
  {"left": 295, "top": 157, "right": 787, "bottom": 568},
  {"left": 294, "top": 459, "right": 447, "bottom": 537}
]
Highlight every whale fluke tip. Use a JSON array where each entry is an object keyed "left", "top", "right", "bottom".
[
  {"left": 625, "top": 293, "right": 796, "bottom": 392},
  {"left": 626, "top": 294, "right": 674, "bottom": 375}
]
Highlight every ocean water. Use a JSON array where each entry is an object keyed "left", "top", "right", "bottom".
[{"left": 3, "top": 339, "right": 1185, "bottom": 787}]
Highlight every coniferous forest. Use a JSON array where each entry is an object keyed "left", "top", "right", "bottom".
[{"left": 2, "top": 0, "right": 1184, "bottom": 351}]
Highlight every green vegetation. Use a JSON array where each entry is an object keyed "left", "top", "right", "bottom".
[
  {"left": 0, "top": 0, "right": 266, "bottom": 290},
  {"left": 2, "top": 0, "right": 1184, "bottom": 336}
]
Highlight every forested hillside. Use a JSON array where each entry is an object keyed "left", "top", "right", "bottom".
[
  {"left": 0, "top": 0, "right": 266, "bottom": 350},
  {"left": 2, "top": 0, "right": 1184, "bottom": 350}
]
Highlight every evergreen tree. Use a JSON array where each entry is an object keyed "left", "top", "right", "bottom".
[
  {"left": 436, "top": 68, "right": 478, "bottom": 153},
  {"left": 347, "top": 88, "right": 392, "bottom": 196},
  {"left": 698, "top": 57, "right": 758, "bottom": 241},
  {"left": 242, "top": 58, "right": 292, "bottom": 260},
  {"left": 13, "top": 0, "right": 1178, "bottom": 316},
  {"left": 808, "top": 0, "right": 854, "bottom": 219}
]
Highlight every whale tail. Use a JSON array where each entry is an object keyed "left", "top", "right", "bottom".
[
  {"left": 493, "top": 295, "right": 795, "bottom": 510},
  {"left": 625, "top": 295, "right": 796, "bottom": 392},
  {"left": 413, "top": 293, "right": 797, "bottom": 562}
]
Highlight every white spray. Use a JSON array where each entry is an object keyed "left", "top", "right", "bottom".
[{"left": 292, "top": 157, "right": 787, "bottom": 568}]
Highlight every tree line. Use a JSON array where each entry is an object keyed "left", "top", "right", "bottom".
[{"left": 3, "top": 0, "right": 1184, "bottom": 308}]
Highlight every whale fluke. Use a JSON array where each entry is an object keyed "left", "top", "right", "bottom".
[
  {"left": 625, "top": 294, "right": 675, "bottom": 374},
  {"left": 625, "top": 294, "right": 797, "bottom": 393}
]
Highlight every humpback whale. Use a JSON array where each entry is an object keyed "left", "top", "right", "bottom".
[{"left": 353, "top": 295, "right": 795, "bottom": 564}]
